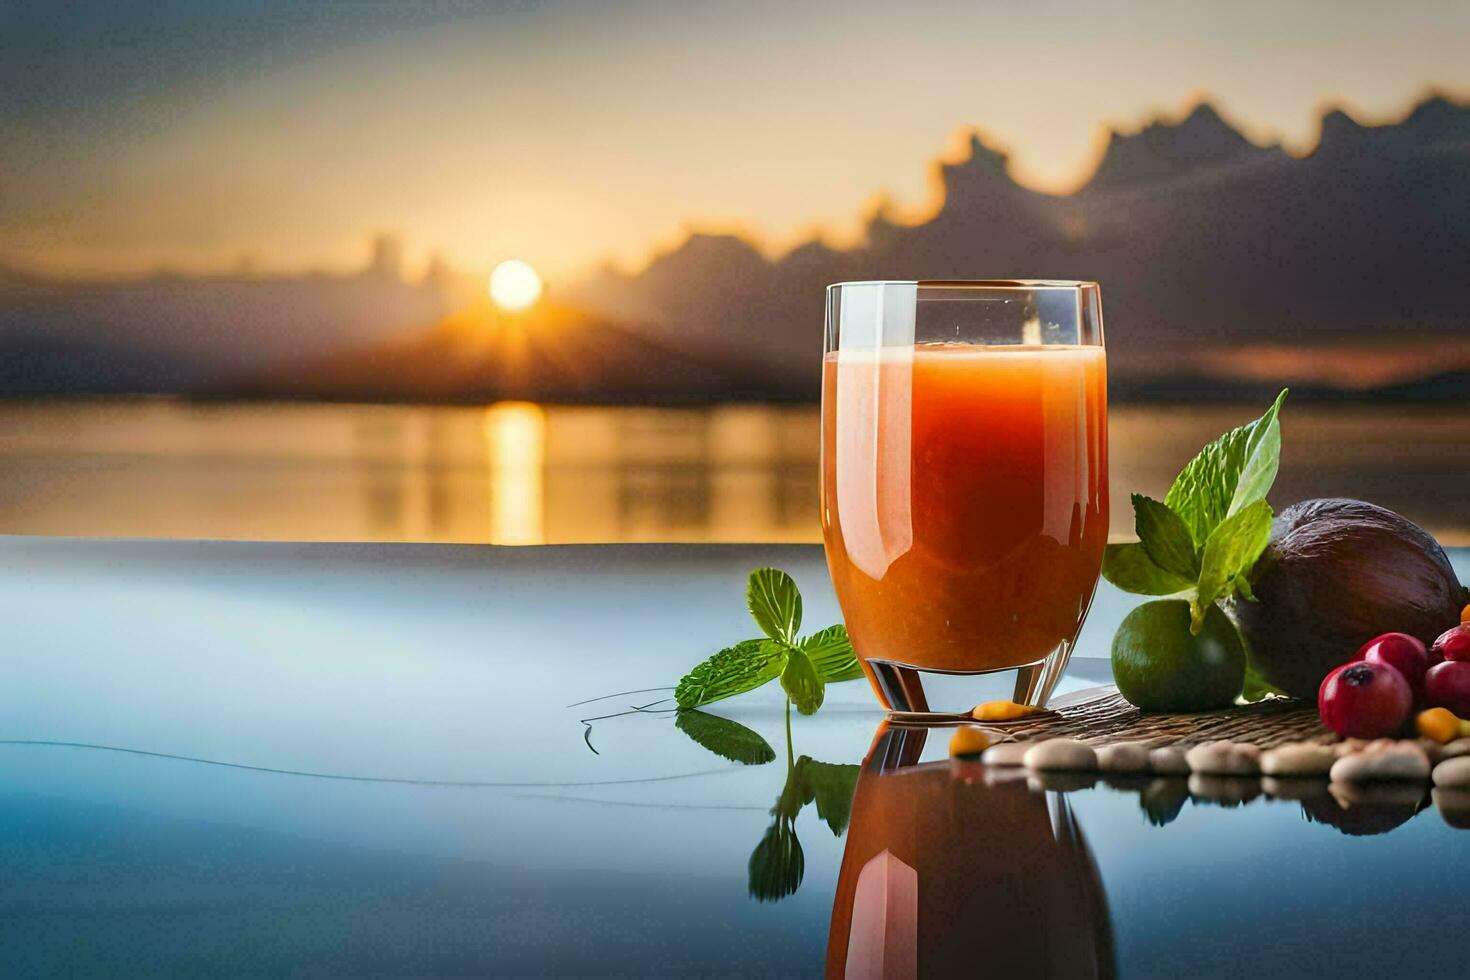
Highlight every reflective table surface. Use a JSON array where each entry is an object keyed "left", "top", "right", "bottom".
[{"left": 2, "top": 538, "right": 1467, "bottom": 976}]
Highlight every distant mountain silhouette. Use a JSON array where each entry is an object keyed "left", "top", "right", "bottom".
[
  {"left": 569, "top": 91, "right": 1470, "bottom": 397},
  {"left": 1086, "top": 103, "right": 1287, "bottom": 188},
  {"left": 0, "top": 237, "right": 471, "bottom": 393},
  {"left": 231, "top": 300, "right": 784, "bottom": 404},
  {"left": 0, "top": 333, "right": 204, "bottom": 394},
  {"left": 1, "top": 93, "right": 1467, "bottom": 402}
]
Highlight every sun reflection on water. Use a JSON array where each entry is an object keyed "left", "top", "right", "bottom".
[
  {"left": 483, "top": 402, "right": 546, "bottom": 545},
  {"left": 0, "top": 401, "right": 1462, "bottom": 547}
]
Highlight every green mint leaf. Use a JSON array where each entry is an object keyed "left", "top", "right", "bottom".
[
  {"left": 1164, "top": 389, "right": 1288, "bottom": 547},
  {"left": 747, "top": 567, "right": 802, "bottom": 644},
  {"left": 800, "top": 624, "right": 864, "bottom": 682},
  {"left": 674, "top": 709, "right": 776, "bottom": 765},
  {"left": 780, "top": 648, "right": 825, "bottom": 715},
  {"left": 1131, "top": 494, "right": 1199, "bottom": 579},
  {"left": 1101, "top": 543, "right": 1195, "bottom": 596},
  {"left": 1227, "top": 389, "right": 1287, "bottom": 519},
  {"left": 1192, "top": 500, "right": 1273, "bottom": 632},
  {"left": 674, "top": 638, "right": 786, "bottom": 710},
  {"left": 748, "top": 819, "right": 803, "bottom": 902},
  {"left": 1238, "top": 660, "right": 1285, "bottom": 704},
  {"left": 795, "top": 757, "right": 860, "bottom": 836},
  {"left": 1232, "top": 573, "right": 1257, "bottom": 601},
  {"left": 1234, "top": 623, "right": 1283, "bottom": 703}
]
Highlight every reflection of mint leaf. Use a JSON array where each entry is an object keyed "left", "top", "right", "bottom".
[
  {"left": 795, "top": 757, "right": 860, "bottom": 835},
  {"left": 675, "top": 639, "right": 785, "bottom": 709},
  {"left": 747, "top": 567, "right": 802, "bottom": 643},
  {"left": 1132, "top": 494, "right": 1199, "bottom": 580},
  {"left": 1101, "top": 543, "right": 1194, "bottom": 596},
  {"left": 674, "top": 709, "right": 776, "bottom": 765},
  {"left": 781, "top": 648, "right": 824, "bottom": 715},
  {"left": 774, "top": 762, "right": 806, "bottom": 821},
  {"left": 800, "top": 624, "right": 863, "bottom": 682},
  {"left": 1192, "top": 500, "right": 1273, "bottom": 630},
  {"left": 748, "top": 819, "right": 803, "bottom": 902},
  {"left": 1164, "top": 389, "right": 1287, "bottom": 548}
]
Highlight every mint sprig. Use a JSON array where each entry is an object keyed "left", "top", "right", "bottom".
[
  {"left": 1103, "top": 390, "right": 1288, "bottom": 640},
  {"left": 1131, "top": 493, "right": 1199, "bottom": 581},
  {"left": 748, "top": 567, "right": 802, "bottom": 644},
  {"left": 798, "top": 624, "right": 865, "bottom": 682},
  {"left": 674, "top": 639, "right": 785, "bottom": 710},
  {"left": 1163, "top": 388, "right": 1287, "bottom": 548},
  {"left": 1196, "top": 498, "right": 1273, "bottom": 613},
  {"left": 674, "top": 568, "right": 860, "bottom": 712},
  {"left": 780, "top": 648, "right": 825, "bottom": 715},
  {"left": 1099, "top": 542, "right": 1195, "bottom": 595}
]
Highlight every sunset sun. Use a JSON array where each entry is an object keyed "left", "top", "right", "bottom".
[{"left": 489, "top": 259, "right": 543, "bottom": 311}]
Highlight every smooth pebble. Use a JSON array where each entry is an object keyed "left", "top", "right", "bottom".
[
  {"left": 1141, "top": 778, "right": 1190, "bottom": 826},
  {"left": 1149, "top": 747, "right": 1190, "bottom": 775},
  {"left": 1329, "top": 741, "right": 1430, "bottom": 782},
  {"left": 983, "top": 765, "right": 1030, "bottom": 787},
  {"left": 1023, "top": 738, "right": 1097, "bottom": 771},
  {"left": 1433, "top": 788, "right": 1470, "bottom": 830},
  {"left": 981, "top": 741, "right": 1030, "bottom": 767},
  {"left": 1262, "top": 776, "right": 1331, "bottom": 801},
  {"left": 1432, "top": 756, "right": 1470, "bottom": 789},
  {"left": 1096, "top": 742, "right": 1151, "bottom": 773},
  {"left": 1027, "top": 771, "right": 1098, "bottom": 793},
  {"left": 1188, "top": 773, "right": 1261, "bottom": 806},
  {"left": 1441, "top": 738, "right": 1470, "bottom": 760},
  {"left": 1185, "top": 740, "right": 1261, "bottom": 775},
  {"left": 1329, "top": 780, "right": 1426, "bottom": 808},
  {"left": 1260, "top": 742, "right": 1336, "bottom": 777}
]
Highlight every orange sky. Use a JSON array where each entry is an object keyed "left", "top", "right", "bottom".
[{"left": 3, "top": 0, "right": 1469, "bottom": 285}]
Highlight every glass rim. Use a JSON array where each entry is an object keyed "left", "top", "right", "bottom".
[{"left": 827, "top": 279, "right": 1098, "bottom": 290}]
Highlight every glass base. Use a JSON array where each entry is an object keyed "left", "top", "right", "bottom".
[{"left": 866, "top": 641, "right": 1074, "bottom": 721}]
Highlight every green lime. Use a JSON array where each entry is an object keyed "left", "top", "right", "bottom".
[{"left": 1111, "top": 600, "right": 1245, "bottom": 712}]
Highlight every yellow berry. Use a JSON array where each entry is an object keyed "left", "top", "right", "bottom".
[
  {"left": 949, "top": 725, "right": 992, "bottom": 758},
  {"left": 972, "top": 700, "right": 1045, "bottom": 722},
  {"left": 1416, "top": 707, "right": 1461, "bottom": 744}
]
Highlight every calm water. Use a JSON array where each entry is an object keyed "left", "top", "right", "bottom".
[
  {"left": 0, "top": 399, "right": 1466, "bottom": 545},
  {"left": 3, "top": 538, "right": 1467, "bottom": 976}
]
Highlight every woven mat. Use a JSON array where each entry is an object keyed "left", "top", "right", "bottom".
[{"left": 978, "top": 685, "right": 1332, "bottom": 749}]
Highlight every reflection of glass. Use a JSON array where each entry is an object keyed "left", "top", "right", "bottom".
[
  {"left": 821, "top": 281, "right": 1108, "bottom": 713},
  {"left": 827, "top": 724, "right": 1114, "bottom": 978}
]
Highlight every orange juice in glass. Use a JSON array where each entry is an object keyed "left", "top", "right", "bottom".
[{"left": 821, "top": 281, "right": 1108, "bottom": 714}]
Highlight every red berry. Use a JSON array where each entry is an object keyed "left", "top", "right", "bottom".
[
  {"left": 1424, "top": 661, "right": 1470, "bottom": 716},
  {"left": 1358, "top": 632, "right": 1431, "bottom": 700},
  {"left": 1318, "top": 661, "right": 1413, "bottom": 739},
  {"left": 1431, "top": 624, "right": 1470, "bottom": 664}
]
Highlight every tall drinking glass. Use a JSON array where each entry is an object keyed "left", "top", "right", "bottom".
[{"left": 821, "top": 281, "right": 1108, "bottom": 716}]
